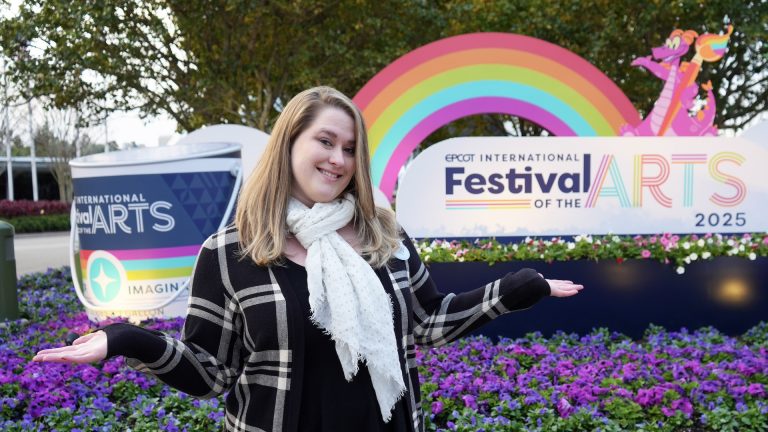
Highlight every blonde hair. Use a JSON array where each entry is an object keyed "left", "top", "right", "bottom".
[{"left": 235, "top": 86, "right": 401, "bottom": 267}]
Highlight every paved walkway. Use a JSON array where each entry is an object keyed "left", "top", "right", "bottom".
[{"left": 13, "top": 231, "right": 71, "bottom": 276}]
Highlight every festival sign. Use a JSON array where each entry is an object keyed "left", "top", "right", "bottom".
[
  {"left": 396, "top": 136, "right": 767, "bottom": 237},
  {"left": 70, "top": 142, "right": 241, "bottom": 322},
  {"left": 354, "top": 28, "right": 755, "bottom": 238}
]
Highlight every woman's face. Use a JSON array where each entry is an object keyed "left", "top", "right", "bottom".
[{"left": 290, "top": 106, "right": 357, "bottom": 207}]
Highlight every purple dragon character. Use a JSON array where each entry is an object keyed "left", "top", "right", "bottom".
[{"left": 621, "top": 29, "right": 718, "bottom": 136}]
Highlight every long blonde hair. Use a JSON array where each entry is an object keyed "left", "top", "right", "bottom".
[{"left": 235, "top": 86, "right": 401, "bottom": 267}]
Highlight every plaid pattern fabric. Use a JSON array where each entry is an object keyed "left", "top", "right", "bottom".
[{"left": 104, "top": 226, "right": 550, "bottom": 432}]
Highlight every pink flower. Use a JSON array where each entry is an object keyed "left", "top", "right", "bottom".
[{"left": 641, "top": 250, "right": 651, "bottom": 258}]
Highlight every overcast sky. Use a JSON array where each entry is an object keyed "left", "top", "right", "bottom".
[{"left": 106, "top": 111, "right": 179, "bottom": 148}]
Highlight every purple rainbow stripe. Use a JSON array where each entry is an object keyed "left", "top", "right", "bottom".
[{"left": 380, "top": 97, "right": 576, "bottom": 199}]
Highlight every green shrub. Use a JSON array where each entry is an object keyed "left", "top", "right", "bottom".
[{"left": 0, "top": 214, "right": 70, "bottom": 233}]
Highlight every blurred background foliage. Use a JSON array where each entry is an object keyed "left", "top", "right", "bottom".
[{"left": 0, "top": 0, "right": 765, "bottom": 150}]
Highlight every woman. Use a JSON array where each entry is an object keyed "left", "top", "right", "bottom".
[{"left": 34, "top": 86, "right": 583, "bottom": 432}]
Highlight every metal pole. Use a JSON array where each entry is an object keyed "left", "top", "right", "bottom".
[
  {"left": 3, "top": 105, "right": 12, "bottom": 201},
  {"left": 2, "top": 59, "right": 13, "bottom": 201},
  {"left": 28, "top": 100, "right": 38, "bottom": 201}
]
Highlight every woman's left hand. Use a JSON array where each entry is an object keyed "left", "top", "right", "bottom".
[{"left": 539, "top": 274, "right": 584, "bottom": 297}]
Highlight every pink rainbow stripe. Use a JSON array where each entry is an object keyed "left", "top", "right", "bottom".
[
  {"left": 80, "top": 244, "right": 202, "bottom": 261},
  {"left": 354, "top": 32, "right": 638, "bottom": 124},
  {"left": 379, "top": 97, "right": 576, "bottom": 199}
]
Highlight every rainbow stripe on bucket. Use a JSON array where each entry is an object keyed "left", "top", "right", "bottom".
[
  {"left": 80, "top": 245, "right": 200, "bottom": 281},
  {"left": 353, "top": 32, "right": 641, "bottom": 199}
]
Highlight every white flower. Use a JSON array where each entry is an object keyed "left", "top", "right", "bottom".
[
  {"left": 458, "top": 257, "right": 465, "bottom": 262},
  {"left": 567, "top": 242, "right": 576, "bottom": 250},
  {"left": 684, "top": 257, "right": 691, "bottom": 264},
  {"left": 739, "top": 244, "right": 745, "bottom": 252},
  {"left": 749, "top": 253, "right": 756, "bottom": 260},
  {"left": 689, "top": 253, "right": 698, "bottom": 261},
  {"left": 682, "top": 242, "right": 690, "bottom": 250},
  {"left": 525, "top": 236, "right": 532, "bottom": 243},
  {"left": 613, "top": 235, "right": 620, "bottom": 243},
  {"left": 741, "top": 237, "right": 749, "bottom": 244},
  {"left": 539, "top": 254, "right": 545, "bottom": 259},
  {"left": 424, "top": 247, "right": 433, "bottom": 253},
  {"left": 676, "top": 266, "right": 685, "bottom": 274},
  {"left": 702, "top": 251, "right": 711, "bottom": 259},
  {"left": 727, "top": 239, "right": 735, "bottom": 246},
  {"left": 707, "top": 238, "right": 713, "bottom": 244},
  {"left": 512, "top": 244, "right": 519, "bottom": 251},
  {"left": 728, "top": 248, "right": 739, "bottom": 256},
  {"left": 697, "top": 239, "right": 705, "bottom": 247}
]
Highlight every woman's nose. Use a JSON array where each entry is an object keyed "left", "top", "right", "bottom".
[{"left": 329, "top": 145, "right": 345, "bottom": 166}]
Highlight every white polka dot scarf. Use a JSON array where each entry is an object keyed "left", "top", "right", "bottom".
[{"left": 286, "top": 194, "right": 405, "bottom": 422}]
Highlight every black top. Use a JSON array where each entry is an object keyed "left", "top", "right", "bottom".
[{"left": 284, "top": 259, "right": 410, "bottom": 432}]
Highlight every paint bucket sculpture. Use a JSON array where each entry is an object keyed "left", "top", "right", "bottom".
[{"left": 69, "top": 143, "right": 242, "bottom": 322}]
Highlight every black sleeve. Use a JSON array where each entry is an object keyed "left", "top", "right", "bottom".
[
  {"left": 403, "top": 234, "right": 550, "bottom": 347},
  {"left": 101, "top": 235, "right": 245, "bottom": 398}
]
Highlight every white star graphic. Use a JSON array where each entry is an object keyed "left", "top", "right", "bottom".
[{"left": 93, "top": 263, "right": 116, "bottom": 295}]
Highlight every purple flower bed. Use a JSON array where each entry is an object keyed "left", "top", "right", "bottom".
[{"left": 1, "top": 267, "right": 767, "bottom": 431}]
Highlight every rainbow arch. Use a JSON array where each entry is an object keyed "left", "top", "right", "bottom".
[{"left": 353, "top": 32, "right": 641, "bottom": 199}]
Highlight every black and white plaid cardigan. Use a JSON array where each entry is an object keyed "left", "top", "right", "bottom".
[{"left": 103, "top": 226, "right": 550, "bottom": 432}]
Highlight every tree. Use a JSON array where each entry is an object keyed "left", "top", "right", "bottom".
[
  {"left": 33, "top": 107, "right": 99, "bottom": 202},
  {"left": 10, "top": 135, "right": 28, "bottom": 156},
  {"left": 1, "top": 0, "right": 763, "bottom": 141},
  {"left": 0, "top": 0, "right": 442, "bottom": 132}
]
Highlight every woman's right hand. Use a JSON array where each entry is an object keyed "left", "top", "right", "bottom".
[{"left": 32, "top": 330, "right": 108, "bottom": 364}]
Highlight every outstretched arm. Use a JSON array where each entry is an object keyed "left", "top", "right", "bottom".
[
  {"left": 404, "top": 236, "right": 582, "bottom": 348},
  {"left": 34, "top": 231, "right": 246, "bottom": 398}
]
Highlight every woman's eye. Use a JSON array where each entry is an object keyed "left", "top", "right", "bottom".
[
  {"left": 343, "top": 147, "right": 355, "bottom": 155},
  {"left": 319, "top": 138, "right": 332, "bottom": 146}
]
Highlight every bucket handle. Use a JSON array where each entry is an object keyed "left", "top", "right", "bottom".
[{"left": 70, "top": 163, "right": 243, "bottom": 313}]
